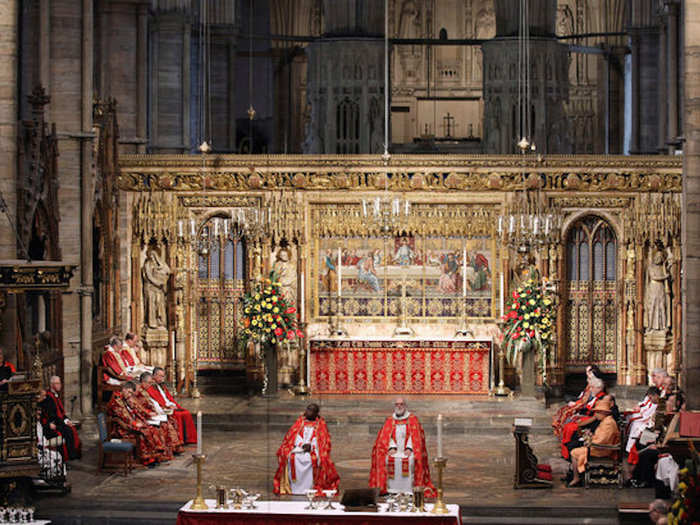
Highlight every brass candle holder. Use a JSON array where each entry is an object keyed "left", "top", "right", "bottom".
[
  {"left": 293, "top": 324, "right": 310, "bottom": 396},
  {"left": 431, "top": 457, "right": 449, "bottom": 514},
  {"left": 492, "top": 320, "right": 512, "bottom": 398},
  {"left": 191, "top": 454, "right": 208, "bottom": 510}
]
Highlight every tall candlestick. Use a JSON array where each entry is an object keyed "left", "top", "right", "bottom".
[
  {"left": 300, "top": 272, "right": 305, "bottom": 323},
  {"left": 196, "top": 411, "right": 202, "bottom": 454},
  {"left": 500, "top": 272, "right": 505, "bottom": 318},
  {"left": 437, "top": 414, "right": 443, "bottom": 458},
  {"left": 337, "top": 247, "right": 342, "bottom": 296},
  {"left": 462, "top": 248, "right": 467, "bottom": 297}
]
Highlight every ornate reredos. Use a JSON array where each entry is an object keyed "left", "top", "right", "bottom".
[{"left": 118, "top": 154, "right": 682, "bottom": 193}]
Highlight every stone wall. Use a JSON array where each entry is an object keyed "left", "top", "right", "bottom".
[{"left": 683, "top": 0, "right": 700, "bottom": 408}]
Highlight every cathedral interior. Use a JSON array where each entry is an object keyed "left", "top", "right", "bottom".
[{"left": 0, "top": 0, "right": 699, "bottom": 523}]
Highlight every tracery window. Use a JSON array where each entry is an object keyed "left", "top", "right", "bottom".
[
  {"left": 336, "top": 98, "right": 360, "bottom": 154},
  {"left": 564, "top": 216, "right": 617, "bottom": 370},
  {"left": 197, "top": 217, "right": 247, "bottom": 368}
]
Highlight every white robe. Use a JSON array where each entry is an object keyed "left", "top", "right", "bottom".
[
  {"left": 626, "top": 400, "right": 657, "bottom": 452},
  {"left": 288, "top": 424, "right": 319, "bottom": 494},
  {"left": 386, "top": 414, "right": 414, "bottom": 493}
]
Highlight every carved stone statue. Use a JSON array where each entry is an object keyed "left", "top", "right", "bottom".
[
  {"left": 142, "top": 247, "right": 171, "bottom": 330},
  {"left": 272, "top": 247, "right": 297, "bottom": 305},
  {"left": 644, "top": 248, "right": 671, "bottom": 334}
]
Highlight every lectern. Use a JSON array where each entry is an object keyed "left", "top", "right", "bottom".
[{"left": 513, "top": 418, "right": 552, "bottom": 489}]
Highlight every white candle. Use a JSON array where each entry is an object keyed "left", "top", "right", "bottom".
[
  {"left": 178, "top": 220, "right": 184, "bottom": 237},
  {"left": 337, "top": 247, "right": 342, "bottom": 296},
  {"left": 190, "top": 219, "right": 196, "bottom": 236},
  {"left": 196, "top": 411, "right": 202, "bottom": 454},
  {"left": 300, "top": 272, "right": 305, "bottom": 322},
  {"left": 171, "top": 331, "right": 176, "bottom": 366},
  {"left": 462, "top": 248, "right": 467, "bottom": 297},
  {"left": 437, "top": 414, "right": 443, "bottom": 458},
  {"left": 500, "top": 272, "right": 505, "bottom": 318}
]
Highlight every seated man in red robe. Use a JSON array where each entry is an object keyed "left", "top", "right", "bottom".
[
  {"left": 147, "top": 366, "right": 197, "bottom": 445},
  {"left": 273, "top": 403, "right": 340, "bottom": 495},
  {"left": 121, "top": 333, "right": 153, "bottom": 376},
  {"left": 38, "top": 376, "right": 81, "bottom": 460},
  {"left": 0, "top": 346, "right": 16, "bottom": 392},
  {"left": 102, "top": 336, "right": 135, "bottom": 385},
  {"left": 369, "top": 397, "right": 436, "bottom": 497},
  {"left": 107, "top": 381, "right": 170, "bottom": 467},
  {"left": 134, "top": 372, "right": 184, "bottom": 455}
]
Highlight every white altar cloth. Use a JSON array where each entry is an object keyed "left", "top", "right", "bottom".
[{"left": 179, "top": 499, "right": 461, "bottom": 519}]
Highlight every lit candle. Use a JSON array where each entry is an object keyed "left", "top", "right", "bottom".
[
  {"left": 337, "top": 247, "right": 342, "bottom": 296},
  {"left": 178, "top": 220, "right": 184, "bottom": 238},
  {"left": 171, "top": 331, "right": 176, "bottom": 367},
  {"left": 196, "top": 411, "right": 202, "bottom": 455},
  {"left": 437, "top": 414, "right": 443, "bottom": 458},
  {"left": 190, "top": 219, "right": 196, "bottom": 236},
  {"left": 462, "top": 248, "right": 467, "bottom": 297},
  {"left": 300, "top": 272, "right": 305, "bottom": 323},
  {"left": 500, "top": 272, "right": 505, "bottom": 318}
]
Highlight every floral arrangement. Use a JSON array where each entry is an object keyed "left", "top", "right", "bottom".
[
  {"left": 240, "top": 271, "right": 303, "bottom": 345},
  {"left": 668, "top": 445, "right": 700, "bottom": 525},
  {"left": 501, "top": 277, "right": 555, "bottom": 371}
]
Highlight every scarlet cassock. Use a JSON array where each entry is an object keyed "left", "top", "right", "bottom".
[
  {"left": 147, "top": 381, "right": 197, "bottom": 444},
  {"left": 273, "top": 415, "right": 340, "bottom": 495},
  {"left": 369, "top": 412, "right": 436, "bottom": 497}
]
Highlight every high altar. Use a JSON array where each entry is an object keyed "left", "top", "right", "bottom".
[{"left": 118, "top": 154, "right": 682, "bottom": 394}]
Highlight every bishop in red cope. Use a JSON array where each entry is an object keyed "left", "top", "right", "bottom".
[
  {"left": 369, "top": 398, "right": 436, "bottom": 497},
  {"left": 146, "top": 366, "right": 197, "bottom": 445}
]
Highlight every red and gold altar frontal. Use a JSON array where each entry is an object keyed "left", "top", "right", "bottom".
[{"left": 118, "top": 154, "right": 682, "bottom": 391}]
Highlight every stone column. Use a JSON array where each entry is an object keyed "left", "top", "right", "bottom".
[
  {"left": 682, "top": 0, "right": 700, "bottom": 408},
  {"left": 658, "top": 11, "right": 668, "bottom": 152},
  {"left": 39, "top": 0, "right": 50, "bottom": 92},
  {"left": 136, "top": 3, "right": 148, "bottom": 154},
  {"left": 0, "top": 0, "right": 17, "bottom": 353},
  {"left": 667, "top": 0, "right": 680, "bottom": 148},
  {"left": 629, "top": 32, "right": 641, "bottom": 154},
  {"left": 79, "top": 0, "right": 94, "bottom": 416}
]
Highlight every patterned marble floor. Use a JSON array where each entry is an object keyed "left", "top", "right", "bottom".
[{"left": 37, "top": 393, "right": 654, "bottom": 521}]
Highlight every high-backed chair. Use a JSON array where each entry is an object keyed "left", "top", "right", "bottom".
[
  {"left": 97, "top": 412, "right": 134, "bottom": 476},
  {"left": 584, "top": 438, "right": 624, "bottom": 488}
]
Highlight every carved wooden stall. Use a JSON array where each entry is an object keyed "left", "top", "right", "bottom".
[{"left": 118, "top": 154, "right": 682, "bottom": 393}]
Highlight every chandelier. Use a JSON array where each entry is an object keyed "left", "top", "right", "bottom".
[
  {"left": 497, "top": 185, "right": 562, "bottom": 249},
  {"left": 177, "top": 207, "right": 270, "bottom": 256},
  {"left": 361, "top": 193, "right": 411, "bottom": 237}
]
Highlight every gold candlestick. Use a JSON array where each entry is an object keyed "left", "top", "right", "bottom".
[
  {"left": 492, "top": 320, "right": 512, "bottom": 397},
  {"left": 431, "top": 457, "right": 449, "bottom": 514},
  {"left": 191, "top": 454, "right": 208, "bottom": 510},
  {"left": 293, "top": 324, "right": 310, "bottom": 396}
]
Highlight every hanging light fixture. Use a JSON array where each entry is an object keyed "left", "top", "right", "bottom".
[
  {"left": 496, "top": 0, "right": 561, "bottom": 249},
  {"left": 361, "top": 0, "right": 410, "bottom": 237}
]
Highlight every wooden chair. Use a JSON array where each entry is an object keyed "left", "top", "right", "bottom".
[
  {"left": 96, "top": 366, "right": 121, "bottom": 409},
  {"left": 584, "top": 438, "right": 624, "bottom": 488},
  {"left": 96, "top": 412, "right": 134, "bottom": 476}
]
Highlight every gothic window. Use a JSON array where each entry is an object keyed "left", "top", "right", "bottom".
[
  {"left": 336, "top": 98, "right": 360, "bottom": 154},
  {"left": 196, "top": 216, "right": 247, "bottom": 369},
  {"left": 564, "top": 216, "right": 617, "bottom": 370}
]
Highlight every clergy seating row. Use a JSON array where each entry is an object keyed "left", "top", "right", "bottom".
[{"left": 96, "top": 412, "right": 134, "bottom": 476}]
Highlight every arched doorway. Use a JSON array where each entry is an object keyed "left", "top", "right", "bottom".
[
  {"left": 563, "top": 215, "right": 618, "bottom": 375},
  {"left": 196, "top": 216, "right": 248, "bottom": 369}
]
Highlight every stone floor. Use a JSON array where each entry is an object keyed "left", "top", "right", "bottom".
[{"left": 35, "top": 393, "right": 655, "bottom": 524}]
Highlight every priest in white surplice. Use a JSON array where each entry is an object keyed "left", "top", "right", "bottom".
[
  {"left": 370, "top": 398, "right": 436, "bottom": 496},
  {"left": 273, "top": 403, "right": 340, "bottom": 495}
]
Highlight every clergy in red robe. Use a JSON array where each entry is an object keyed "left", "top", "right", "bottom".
[
  {"left": 0, "top": 346, "right": 16, "bottom": 392},
  {"left": 147, "top": 367, "right": 197, "bottom": 444},
  {"left": 38, "top": 376, "right": 81, "bottom": 460},
  {"left": 102, "top": 336, "right": 135, "bottom": 385},
  {"left": 369, "top": 398, "right": 436, "bottom": 497},
  {"left": 121, "top": 333, "right": 153, "bottom": 375},
  {"left": 273, "top": 404, "right": 340, "bottom": 495},
  {"left": 106, "top": 382, "right": 170, "bottom": 466},
  {"left": 560, "top": 377, "right": 606, "bottom": 459},
  {"left": 135, "top": 372, "right": 184, "bottom": 455}
]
